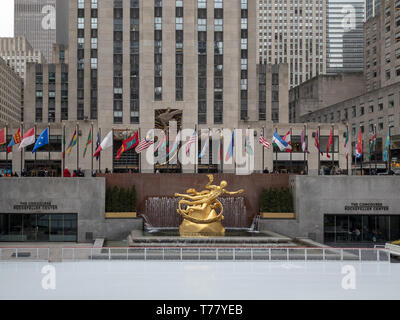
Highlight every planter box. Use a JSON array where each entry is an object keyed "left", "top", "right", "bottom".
[
  {"left": 105, "top": 212, "right": 137, "bottom": 219},
  {"left": 260, "top": 212, "right": 295, "bottom": 219}
]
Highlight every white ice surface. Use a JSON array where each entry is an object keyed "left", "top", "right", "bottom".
[{"left": 0, "top": 261, "right": 399, "bottom": 300}]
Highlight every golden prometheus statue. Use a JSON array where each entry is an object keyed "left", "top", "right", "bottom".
[{"left": 174, "top": 174, "right": 244, "bottom": 237}]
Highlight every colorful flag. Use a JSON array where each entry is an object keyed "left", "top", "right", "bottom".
[
  {"left": 259, "top": 130, "right": 271, "bottom": 150},
  {"left": 83, "top": 128, "right": 93, "bottom": 158},
  {"left": 301, "top": 128, "right": 310, "bottom": 154},
  {"left": 282, "top": 131, "right": 292, "bottom": 153},
  {"left": 245, "top": 129, "right": 254, "bottom": 155},
  {"left": 19, "top": 127, "right": 35, "bottom": 150},
  {"left": 62, "top": 130, "right": 66, "bottom": 159},
  {"left": 116, "top": 130, "right": 139, "bottom": 159},
  {"left": 185, "top": 130, "right": 197, "bottom": 156},
  {"left": 93, "top": 131, "right": 113, "bottom": 158},
  {"left": 66, "top": 128, "right": 78, "bottom": 155},
  {"left": 355, "top": 128, "right": 363, "bottom": 159},
  {"left": 225, "top": 130, "right": 235, "bottom": 161},
  {"left": 326, "top": 128, "right": 333, "bottom": 159},
  {"left": 344, "top": 127, "right": 349, "bottom": 160},
  {"left": 314, "top": 129, "right": 323, "bottom": 156},
  {"left": 369, "top": 130, "right": 377, "bottom": 160},
  {"left": 383, "top": 129, "right": 390, "bottom": 162},
  {"left": 135, "top": 136, "right": 154, "bottom": 154},
  {"left": 272, "top": 131, "right": 289, "bottom": 152},
  {"left": 7, "top": 128, "right": 21, "bottom": 153},
  {"left": 167, "top": 131, "right": 181, "bottom": 158},
  {"left": 0, "top": 128, "right": 6, "bottom": 145},
  {"left": 95, "top": 129, "right": 101, "bottom": 160},
  {"left": 218, "top": 133, "right": 223, "bottom": 161},
  {"left": 199, "top": 135, "right": 209, "bottom": 159},
  {"left": 154, "top": 133, "right": 168, "bottom": 154},
  {"left": 32, "top": 128, "right": 49, "bottom": 153}
]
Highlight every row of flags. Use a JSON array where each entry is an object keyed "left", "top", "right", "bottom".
[{"left": 0, "top": 126, "right": 393, "bottom": 161}]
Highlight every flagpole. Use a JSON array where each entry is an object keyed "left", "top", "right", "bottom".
[
  {"left": 303, "top": 124, "right": 306, "bottom": 174},
  {"left": 138, "top": 127, "right": 141, "bottom": 174},
  {"left": 34, "top": 124, "right": 37, "bottom": 175},
  {"left": 5, "top": 123, "right": 8, "bottom": 164},
  {"left": 318, "top": 126, "right": 321, "bottom": 175},
  {"left": 208, "top": 127, "right": 210, "bottom": 173},
  {"left": 346, "top": 123, "right": 349, "bottom": 176},
  {"left": 91, "top": 123, "right": 94, "bottom": 174},
  {"left": 77, "top": 123, "right": 80, "bottom": 171},
  {"left": 99, "top": 128, "right": 101, "bottom": 172},
  {"left": 48, "top": 124, "right": 51, "bottom": 162},
  {"left": 360, "top": 125, "right": 363, "bottom": 176},
  {"left": 290, "top": 127, "right": 293, "bottom": 174},
  {"left": 262, "top": 127, "right": 265, "bottom": 173},
  {"left": 219, "top": 128, "right": 224, "bottom": 173},
  {"left": 233, "top": 127, "right": 236, "bottom": 174},
  {"left": 354, "top": 135, "right": 357, "bottom": 176},
  {"left": 331, "top": 124, "right": 334, "bottom": 172},
  {"left": 62, "top": 124, "right": 65, "bottom": 174},
  {"left": 111, "top": 128, "right": 114, "bottom": 173},
  {"left": 374, "top": 124, "right": 377, "bottom": 173},
  {"left": 389, "top": 125, "right": 393, "bottom": 174},
  {"left": 274, "top": 128, "right": 277, "bottom": 173},
  {"left": 194, "top": 124, "right": 197, "bottom": 174},
  {"left": 21, "top": 123, "right": 24, "bottom": 174}
]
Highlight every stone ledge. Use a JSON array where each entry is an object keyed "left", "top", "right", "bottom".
[
  {"left": 105, "top": 212, "right": 137, "bottom": 219},
  {"left": 260, "top": 212, "right": 296, "bottom": 219}
]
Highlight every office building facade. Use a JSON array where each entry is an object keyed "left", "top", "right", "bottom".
[
  {"left": 14, "top": 0, "right": 69, "bottom": 63},
  {"left": 0, "top": 58, "right": 22, "bottom": 127},
  {"left": 258, "top": 0, "right": 326, "bottom": 88},
  {"left": 326, "top": 0, "right": 364, "bottom": 74}
]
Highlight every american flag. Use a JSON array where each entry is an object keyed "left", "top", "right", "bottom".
[
  {"left": 259, "top": 132, "right": 271, "bottom": 149},
  {"left": 135, "top": 137, "right": 154, "bottom": 154},
  {"left": 185, "top": 130, "right": 197, "bottom": 155}
]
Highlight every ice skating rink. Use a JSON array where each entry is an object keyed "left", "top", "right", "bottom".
[{"left": 0, "top": 261, "right": 399, "bottom": 300}]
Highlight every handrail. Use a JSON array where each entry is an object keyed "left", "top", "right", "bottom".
[{"left": 0, "top": 247, "right": 390, "bottom": 263}]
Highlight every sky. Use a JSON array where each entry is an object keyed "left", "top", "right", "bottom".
[{"left": 0, "top": 0, "right": 14, "bottom": 37}]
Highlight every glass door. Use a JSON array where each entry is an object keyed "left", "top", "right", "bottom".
[{"left": 23, "top": 214, "right": 37, "bottom": 241}]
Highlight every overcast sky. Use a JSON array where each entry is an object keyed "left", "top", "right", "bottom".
[{"left": 0, "top": 0, "right": 14, "bottom": 37}]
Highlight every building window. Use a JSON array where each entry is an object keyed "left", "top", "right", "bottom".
[
  {"left": 130, "top": 1, "right": 140, "bottom": 123},
  {"left": 198, "top": 0, "right": 207, "bottom": 124},
  {"left": 388, "top": 94, "right": 394, "bottom": 108},
  {"left": 360, "top": 104, "right": 364, "bottom": 116},
  {"left": 378, "top": 117, "right": 384, "bottom": 131},
  {"left": 154, "top": 0, "right": 163, "bottom": 101},
  {"left": 176, "top": 0, "right": 183, "bottom": 101},
  {"left": 113, "top": 0, "right": 123, "bottom": 123}
]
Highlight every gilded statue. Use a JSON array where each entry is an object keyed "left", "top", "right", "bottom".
[{"left": 175, "top": 175, "right": 244, "bottom": 237}]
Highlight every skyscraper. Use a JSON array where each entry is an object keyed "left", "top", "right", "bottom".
[
  {"left": 366, "top": 0, "right": 381, "bottom": 21},
  {"left": 14, "top": 0, "right": 69, "bottom": 63},
  {"left": 258, "top": 0, "right": 326, "bottom": 88},
  {"left": 326, "top": 0, "right": 364, "bottom": 74}
]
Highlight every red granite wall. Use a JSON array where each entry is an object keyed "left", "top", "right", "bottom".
[{"left": 101, "top": 173, "right": 291, "bottom": 226}]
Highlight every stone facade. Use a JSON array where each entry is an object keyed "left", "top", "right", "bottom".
[
  {"left": 364, "top": 1, "right": 400, "bottom": 92},
  {"left": 259, "top": 175, "right": 400, "bottom": 244},
  {"left": 0, "top": 177, "right": 142, "bottom": 242},
  {"left": 0, "top": 58, "right": 22, "bottom": 127},
  {"left": 289, "top": 72, "right": 366, "bottom": 123}
]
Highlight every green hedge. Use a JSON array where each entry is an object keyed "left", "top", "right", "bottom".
[
  {"left": 260, "top": 187, "right": 293, "bottom": 213},
  {"left": 106, "top": 185, "right": 136, "bottom": 212}
]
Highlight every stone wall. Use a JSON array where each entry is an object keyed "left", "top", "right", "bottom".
[
  {"left": 0, "top": 177, "right": 142, "bottom": 242},
  {"left": 259, "top": 176, "right": 400, "bottom": 243},
  {"left": 102, "top": 173, "right": 291, "bottom": 226}
]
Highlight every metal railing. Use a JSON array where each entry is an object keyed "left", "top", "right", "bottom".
[
  {"left": 0, "top": 247, "right": 50, "bottom": 261},
  {"left": 60, "top": 247, "right": 390, "bottom": 262},
  {"left": 0, "top": 246, "right": 390, "bottom": 262}
]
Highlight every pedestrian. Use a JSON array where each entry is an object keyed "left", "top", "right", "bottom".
[{"left": 63, "top": 168, "right": 71, "bottom": 177}]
